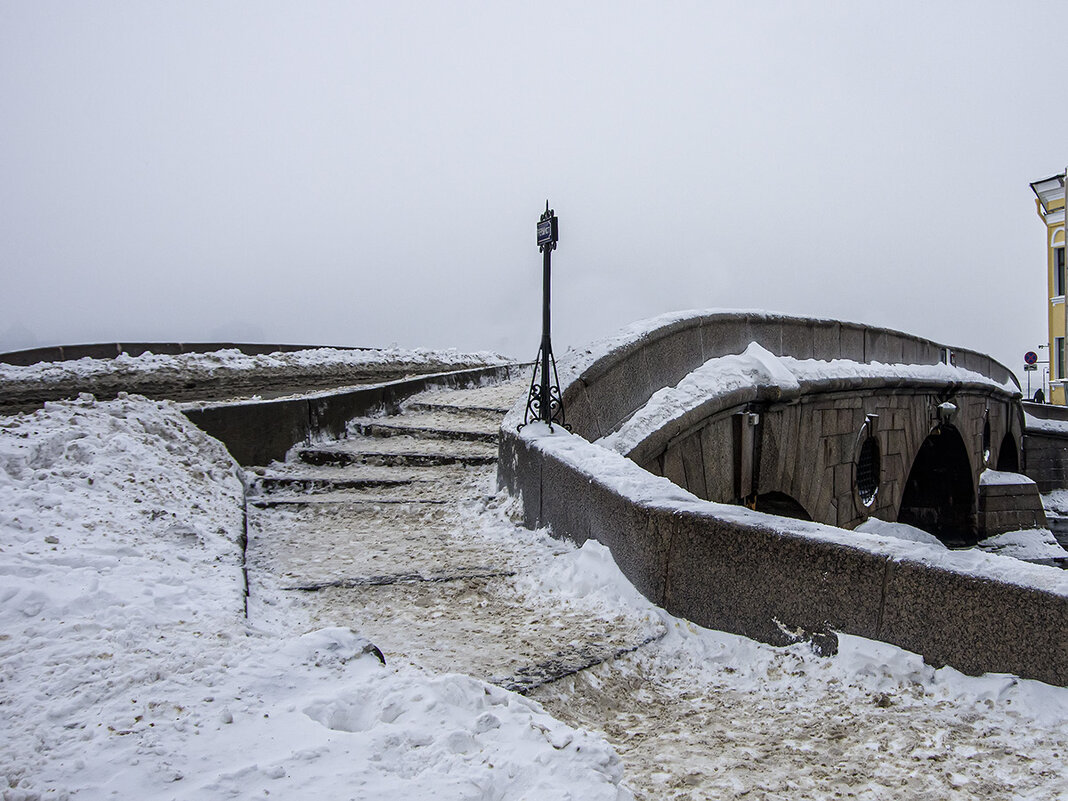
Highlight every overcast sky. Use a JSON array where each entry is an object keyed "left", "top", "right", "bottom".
[{"left": 2, "top": 2, "right": 1065, "bottom": 383}]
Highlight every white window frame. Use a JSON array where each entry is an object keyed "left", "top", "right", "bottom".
[{"left": 1056, "top": 247, "right": 1066, "bottom": 297}]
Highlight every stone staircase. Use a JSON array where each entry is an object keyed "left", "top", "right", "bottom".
[{"left": 243, "top": 377, "right": 664, "bottom": 692}]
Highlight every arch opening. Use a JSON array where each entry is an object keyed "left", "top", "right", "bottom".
[
  {"left": 754, "top": 492, "right": 812, "bottom": 521},
  {"left": 995, "top": 432, "right": 1019, "bottom": 473},
  {"left": 898, "top": 425, "right": 976, "bottom": 547},
  {"left": 856, "top": 435, "right": 880, "bottom": 507},
  {"left": 982, "top": 416, "right": 991, "bottom": 466}
]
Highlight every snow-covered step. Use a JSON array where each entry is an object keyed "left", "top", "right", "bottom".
[
  {"left": 250, "top": 494, "right": 451, "bottom": 508},
  {"left": 299, "top": 436, "right": 497, "bottom": 468},
  {"left": 401, "top": 401, "right": 506, "bottom": 427},
  {"left": 410, "top": 379, "right": 527, "bottom": 413},
  {"left": 247, "top": 503, "right": 516, "bottom": 586},
  {"left": 282, "top": 576, "right": 665, "bottom": 688},
  {"left": 351, "top": 413, "right": 499, "bottom": 444},
  {"left": 253, "top": 460, "right": 460, "bottom": 484},
  {"left": 251, "top": 474, "right": 414, "bottom": 495}
]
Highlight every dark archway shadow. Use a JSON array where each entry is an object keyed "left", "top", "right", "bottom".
[
  {"left": 995, "top": 432, "right": 1020, "bottom": 473},
  {"left": 898, "top": 425, "right": 977, "bottom": 546},
  {"left": 755, "top": 491, "right": 812, "bottom": 521}
]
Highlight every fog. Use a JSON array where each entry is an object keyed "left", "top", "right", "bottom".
[{"left": 2, "top": 2, "right": 1065, "bottom": 383}]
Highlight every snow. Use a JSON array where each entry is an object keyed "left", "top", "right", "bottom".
[
  {"left": 980, "top": 468, "right": 1037, "bottom": 486},
  {"left": 855, "top": 517, "right": 946, "bottom": 547},
  {"left": 978, "top": 529, "right": 1068, "bottom": 561},
  {"left": 599, "top": 343, "right": 1020, "bottom": 457},
  {"left": 553, "top": 308, "right": 1020, "bottom": 395},
  {"left": 3, "top": 382, "right": 1066, "bottom": 799},
  {"left": 1043, "top": 489, "right": 1068, "bottom": 516},
  {"left": 528, "top": 544, "right": 1068, "bottom": 800},
  {"left": 0, "top": 346, "right": 507, "bottom": 385},
  {"left": 0, "top": 395, "right": 628, "bottom": 800},
  {"left": 1024, "top": 410, "right": 1068, "bottom": 435}
]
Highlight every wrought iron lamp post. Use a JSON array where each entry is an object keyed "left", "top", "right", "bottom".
[{"left": 521, "top": 202, "right": 567, "bottom": 431}]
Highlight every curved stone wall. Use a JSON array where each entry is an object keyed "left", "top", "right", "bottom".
[
  {"left": 556, "top": 310, "right": 1018, "bottom": 441},
  {"left": 498, "top": 311, "right": 1066, "bottom": 685}
]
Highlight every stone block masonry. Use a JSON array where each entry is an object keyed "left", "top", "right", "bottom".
[{"left": 500, "top": 311, "right": 1067, "bottom": 686}]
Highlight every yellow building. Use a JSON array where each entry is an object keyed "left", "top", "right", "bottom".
[{"left": 1031, "top": 172, "right": 1067, "bottom": 404}]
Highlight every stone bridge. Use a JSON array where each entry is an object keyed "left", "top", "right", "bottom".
[
  {"left": 574, "top": 314, "right": 1035, "bottom": 545},
  {"left": 499, "top": 311, "right": 1067, "bottom": 685}
]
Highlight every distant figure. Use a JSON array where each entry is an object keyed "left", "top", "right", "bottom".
[{"left": 1034, "top": 388, "right": 1045, "bottom": 404}]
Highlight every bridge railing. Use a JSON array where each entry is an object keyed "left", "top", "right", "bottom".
[
  {"left": 557, "top": 310, "right": 1019, "bottom": 441},
  {"left": 499, "top": 311, "right": 1064, "bottom": 686}
]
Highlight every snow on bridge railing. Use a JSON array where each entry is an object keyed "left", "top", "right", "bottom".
[{"left": 547, "top": 310, "right": 1019, "bottom": 440}]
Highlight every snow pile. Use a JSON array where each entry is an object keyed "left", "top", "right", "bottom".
[
  {"left": 0, "top": 394, "right": 246, "bottom": 795},
  {"left": 980, "top": 468, "right": 1036, "bottom": 486},
  {"left": 1024, "top": 409, "right": 1068, "bottom": 435},
  {"left": 1042, "top": 489, "right": 1068, "bottom": 516},
  {"left": 0, "top": 395, "right": 630, "bottom": 800},
  {"left": 855, "top": 517, "right": 945, "bottom": 547},
  {"left": 978, "top": 528, "right": 1068, "bottom": 561},
  {"left": 516, "top": 538, "right": 656, "bottom": 617},
  {"left": 0, "top": 346, "right": 507, "bottom": 385},
  {"left": 596, "top": 342, "right": 795, "bottom": 453}
]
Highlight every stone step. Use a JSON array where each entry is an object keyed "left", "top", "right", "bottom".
[
  {"left": 402, "top": 401, "right": 506, "bottom": 426},
  {"left": 251, "top": 474, "right": 414, "bottom": 494},
  {"left": 351, "top": 415, "right": 498, "bottom": 444},
  {"left": 250, "top": 496, "right": 450, "bottom": 508},
  {"left": 299, "top": 442, "right": 496, "bottom": 468},
  {"left": 411, "top": 380, "right": 527, "bottom": 413},
  {"left": 248, "top": 462, "right": 478, "bottom": 505}
]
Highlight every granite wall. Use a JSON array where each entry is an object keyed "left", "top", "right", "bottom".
[{"left": 499, "top": 312, "right": 1066, "bottom": 685}]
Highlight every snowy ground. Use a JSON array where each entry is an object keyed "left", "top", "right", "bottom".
[{"left": 2, "top": 390, "right": 1066, "bottom": 800}]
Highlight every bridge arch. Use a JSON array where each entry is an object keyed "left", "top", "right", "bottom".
[
  {"left": 754, "top": 491, "right": 811, "bottom": 521},
  {"left": 898, "top": 425, "right": 976, "bottom": 546},
  {"left": 996, "top": 431, "right": 1020, "bottom": 473}
]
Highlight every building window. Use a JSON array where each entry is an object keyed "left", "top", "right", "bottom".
[
  {"left": 1057, "top": 337, "right": 1065, "bottom": 380},
  {"left": 1057, "top": 247, "right": 1066, "bottom": 297}
]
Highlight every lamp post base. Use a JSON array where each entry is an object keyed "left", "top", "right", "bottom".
[{"left": 519, "top": 343, "right": 568, "bottom": 432}]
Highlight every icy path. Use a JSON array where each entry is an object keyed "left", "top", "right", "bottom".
[
  {"left": 532, "top": 632, "right": 1066, "bottom": 799},
  {"left": 245, "top": 379, "right": 664, "bottom": 692},
  {"left": 246, "top": 379, "right": 1068, "bottom": 800}
]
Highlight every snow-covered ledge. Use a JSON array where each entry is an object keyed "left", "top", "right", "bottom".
[{"left": 498, "top": 312, "right": 1065, "bottom": 686}]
